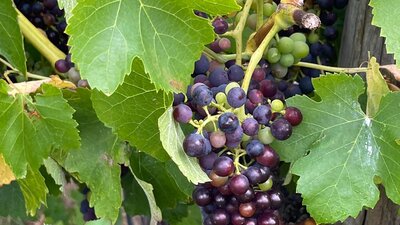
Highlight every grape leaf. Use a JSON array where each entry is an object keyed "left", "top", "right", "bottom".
[
  {"left": 370, "top": 0, "right": 400, "bottom": 67},
  {"left": 43, "top": 158, "right": 67, "bottom": 192},
  {"left": 159, "top": 107, "right": 210, "bottom": 184},
  {"left": 193, "top": 0, "right": 240, "bottom": 15},
  {"left": 366, "top": 57, "right": 390, "bottom": 117},
  {"left": 63, "top": 88, "right": 125, "bottom": 223},
  {"left": 176, "top": 204, "right": 203, "bottom": 225},
  {"left": 85, "top": 218, "right": 112, "bottom": 225},
  {"left": 129, "top": 151, "right": 189, "bottom": 209},
  {"left": 57, "top": 0, "right": 77, "bottom": 21},
  {"left": 122, "top": 173, "right": 150, "bottom": 217},
  {"left": 92, "top": 59, "right": 171, "bottom": 161},
  {"left": 17, "top": 167, "right": 48, "bottom": 216},
  {"left": 0, "top": 81, "right": 79, "bottom": 178},
  {"left": 272, "top": 74, "right": 400, "bottom": 223},
  {"left": 0, "top": 154, "right": 15, "bottom": 186},
  {"left": 67, "top": 0, "right": 239, "bottom": 94},
  {"left": 0, "top": 182, "right": 28, "bottom": 219},
  {"left": 0, "top": 0, "right": 26, "bottom": 74}
]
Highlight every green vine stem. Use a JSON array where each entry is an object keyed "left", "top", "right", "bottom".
[
  {"left": 17, "top": 10, "right": 66, "bottom": 68},
  {"left": 257, "top": 0, "right": 264, "bottom": 30},
  {"left": 231, "top": 0, "right": 253, "bottom": 65},
  {"left": 295, "top": 62, "right": 369, "bottom": 73},
  {"left": 0, "top": 56, "right": 49, "bottom": 81}
]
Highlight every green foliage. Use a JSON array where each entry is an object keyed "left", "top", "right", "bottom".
[
  {"left": 18, "top": 167, "right": 48, "bottom": 216},
  {"left": 67, "top": 0, "right": 239, "bottom": 94},
  {"left": 272, "top": 74, "right": 400, "bottom": 223},
  {"left": 0, "top": 0, "right": 26, "bottom": 74},
  {"left": 92, "top": 59, "right": 171, "bottom": 161},
  {"left": 370, "top": 0, "right": 400, "bottom": 67},
  {"left": 0, "top": 182, "right": 28, "bottom": 219},
  {"left": 0, "top": 82, "right": 79, "bottom": 178}
]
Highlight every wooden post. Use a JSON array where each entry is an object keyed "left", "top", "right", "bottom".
[{"left": 336, "top": 0, "right": 399, "bottom": 224}]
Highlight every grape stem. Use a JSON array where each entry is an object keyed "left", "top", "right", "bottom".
[
  {"left": 0, "top": 57, "right": 49, "bottom": 81},
  {"left": 233, "top": 149, "right": 247, "bottom": 174},
  {"left": 295, "top": 62, "right": 369, "bottom": 73},
  {"left": 257, "top": 0, "right": 264, "bottom": 30},
  {"left": 196, "top": 114, "right": 220, "bottom": 134}
]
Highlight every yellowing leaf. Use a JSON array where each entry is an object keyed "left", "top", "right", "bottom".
[{"left": 0, "top": 154, "right": 15, "bottom": 186}]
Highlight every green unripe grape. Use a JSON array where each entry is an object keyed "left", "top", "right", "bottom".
[
  {"left": 279, "top": 54, "right": 295, "bottom": 67},
  {"left": 266, "top": 48, "right": 281, "bottom": 64},
  {"left": 242, "top": 134, "right": 251, "bottom": 142},
  {"left": 216, "top": 92, "right": 227, "bottom": 105},
  {"left": 277, "top": 37, "right": 294, "bottom": 54},
  {"left": 225, "top": 82, "right": 240, "bottom": 94},
  {"left": 258, "top": 177, "right": 273, "bottom": 191},
  {"left": 235, "top": 11, "right": 243, "bottom": 25},
  {"left": 308, "top": 32, "right": 319, "bottom": 44},
  {"left": 271, "top": 99, "right": 285, "bottom": 112},
  {"left": 258, "top": 127, "right": 275, "bottom": 144},
  {"left": 271, "top": 63, "right": 288, "bottom": 78},
  {"left": 246, "top": 13, "right": 258, "bottom": 30},
  {"left": 268, "top": 38, "right": 277, "bottom": 48},
  {"left": 290, "top": 32, "right": 307, "bottom": 42},
  {"left": 263, "top": 3, "right": 277, "bottom": 17},
  {"left": 292, "top": 41, "right": 310, "bottom": 59}
]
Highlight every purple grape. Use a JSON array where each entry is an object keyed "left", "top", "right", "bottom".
[
  {"left": 310, "top": 42, "right": 322, "bottom": 57},
  {"left": 258, "top": 212, "right": 279, "bottom": 225},
  {"left": 231, "top": 213, "right": 246, "bottom": 225},
  {"left": 192, "top": 187, "right": 212, "bottom": 206},
  {"left": 324, "top": 26, "right": 338, "bottom": 40},
  {"left": 194, "top": 10, "right": 208, "bottom": 18},
  {"left": 252, "top": 68, "right": 266, "bottom": 82},
  {"left": 199, "top": 152, "right": 218, "bottom": 170},
  {"left": 255, "top": 192, "right": 271, "bottom": 210},
  {"left": 242, "top": 118, "right": 259, "bottom": 136},
  {"left": 55, "top": 59, "right": 71, "bottom": 73},
  {"left": 253, "top": 105, "right": 272, "bottom": 125},
  {"left": 80, "top": 199, "right": 89, "bottom": 213},
  {"left": 321, "top": 43, "right": 336, "bottom": 60},
  {"left": 243, "top": 166, "right": 268, "bottom": 185},
  {"left": 20, "top": 3, "right": 32, "bottom": 15},
  {"left": 229, "top": 174, "right": 250, "bottom": 195},
  {"left": 193, "top": 74, "right": 208, "bottom": 84},
  {"left": 269, "top": 191, "right": 283, "bottom": 209},
  {"left": 43, "top": 13, "right": 55, "bottom": 26},
  {"left": 194, "top": 54, "right": 210, "bottom": 75},
  {"left": 212, "top": 17, "right": 229, "bottom": 34},
  {"left": 320, "top": 10, "right": 337, "bottom": 26},
  {"left": 227, "top": 65, "right": 245, "bottom": 82},
  {"left": 210, "top": 40, "right": 223, "bottom": 53},
  {"left": 245, "top": 100, "right": 257, "bottom": 114},
  {"left": 173, "top": 93, "right": 185, "bottom": 106},
  {"left": 270, "top": 118, "right": 292, "bottom": 140},
  {"left": 284, "top": 84, "right": 302, "bottom": 98},
  {"left": 173, "top": 104, "right": 192, "bottom": 123},
  {"left": 218, "top": 183, "right": 232, "bottom": 196},
  {"left": 248, "top": 89, "right": 264, "bottom": 105},
  {"left": 32, "top": 2, "right": 44, "bottom": 14},
  {"left": 192, "top": 85, "right": 213, "bottom": 106},
  {"left": 218, "top": 112, "right": 239, "bottom": 133},
  {"left": 214, "top": 193, "right": 227, "bottom": 208},
  {"left": 236, "top": 188, "right": 255, "bottom": 203},
  {"left": 260, "top": 80, "right": 277, "bottom": 98},
  {"left": 218, "top": 38, "right": 231, "bottom": 51},
  {"left": 227, "top": 87, "right": 246, "bottom": 108},
  {"left": 299, "top": 76, "right": 314, "bottom": 94},
  {"left": 256, "top": 146, "right": 279, "bottom": 168},
  {"left": 183, "top": 133, "right": 211, "bottom": 157},
  {"left": 213, "top": 156, "right": 235, "bottom": 177},
  {"left": 210, "top": 131, "right": 226, "bottom": 148},
  {"left": 43, "top": 0, "right": 57, "bottom": 9},
  {"left": 284, "top": 107, "right": 303, "bottom": 126},
  {"left": 209, "top": 68, "right": 229, "bottom": 87},
  {"left": 225, "top": 126, "right": 243, "bottom": 148},
  {"left": 246, "top": 140, "right": 264, "bottom": 158},
  {"left": 57, "top": 21, "right": 67, "bottom": 33}
]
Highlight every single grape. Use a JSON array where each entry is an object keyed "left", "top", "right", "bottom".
[
  {"left": 258, "top": 177, "right": 273, "bottom": 191},
  {"left": 256, "top": 146, "right": 279, "bottom": 168},
  {"left": 209, "top": 68, "right": 229, "bottom": 87},
  {"left": 203, "top": 217, "right": 213, "bottom": 225},
  {"left": 307, "top": 32, "right": 319, "bottom": 44},
  {"left": 266, "top": 48, "right": 281, "bottom": 64},
  {"left": 213, "top": 17, "right": 229, "bottom": 34},
  {"left": 210, "top": 171, "right": 229, "bottom": 187},
  {"left": 210, "top": 131, "right": 227, "bottom": 148},
  {"left": 277, "top": 37, "right": 294, "bottom": 54},
  {"left": 253, "top": 105, "right": 272, "bottom": 125},
  {"left": 258, "top": 127, "right": 275, "bottom": 144},
  {"left": 243, "top": 166, "right": 264, "bottom": 185},
  {"left": 183, "top": 133, "right": 211, "bottom": 157},
  {"left": 214, "top": 193, "right": 227, "bottom": 208},
  {"left": 242, "top": 118, "right": 259, "bottom": 136},
  {"left": 299, "top": 76, "right": 314, "bottom": 94},
  {"left": 199, "top": 152, "right": 218, "bottom": 170},
  {"left": 246, "top": 14, "right": 257, "bottom": 30},
  {"left": 192, "top": 85, "right": 213, "bottom": 106},
  {"left": 324, "top": 26, "right": 338, "bottom": 40},
  {"left": 43, "top": 13, "right": 56, "bottom": 26},
  {"left": 210, "top": 40, "right": 223, "bottom": 53},
  {"left": 263, "top": 2, "right": 277, "bottom": 17},
  {"left": 192, "top": 187, "right": 212, "bottom": 206},
  {"left": 218, "top": 38, "right": 232, "bottom": 51},
  {"left": 228, "top": 65, "right": 245, "bottom": 82},
  {"left": 270, "top": 63, "right": 288, "bottom": 78},
  {"left": 213, "top": 156, "right": 235, "bottom": 177},
  {"left": 310, "top": 42, "right": 322, "bottom": 57},
  {"left": 252, "top": 68, "right": 266, "bottom": 82},
  {"left": 194, "top": 74, "right": 208, "bottom": 84},
  {"left": 32, "top": 2, "right": 44, "bottom": 14},
  {"left": 320, "top": 10, "right": 337, "bottom": 26},
  {"left": 284, "top": 107, "right": 303, "bottom": 126},
  {"left": 80, "top": 199, "right": 89, "bottom": 214},
  {"left": 260, "top": 80, "right": 278, "bottom": 98},
  {"left": 255, "top": 192, "right": 271, "bottom": 209},
  {"left": 229, "top": 174, "right": 250, "bottom": 195},
  {"left": 239, "top": 202, "right": 256, "bottom": 218},
  {"left": 244, "top": 218, "right": 258, "bottom": 225},
  {"left": 270, "top": 118, "right": 292, "bottom": 140},
  {"left": 284, "top": 84, "right": 302, "bottom": 98},
  {"left": 55, "top": 59, "right": 71, "bottom": 73},
  {"left": 246, "top": 140, "right": 264, "bottom": 158},
  {"left": 194, "top": 10, "right": 208, "bottom": 18},
  {"left": 245, "top": 99, "right": 257, "bottom": 114},
  {"left": 173, "top": 104, "right": 193, "bottom": 123},
  {"left": 218, "top": 183, "right": 232, "bottom": 196},
  {"left": 225, "top": 126, "right": 244, "bottom": 148},
  {"left": 269, "top": 191, "right": 283, "bottom": 209},
  {"left": 279, "top": 54, "right": 295, "bottom": 67},
  {"left": 292, "top": 41, "right": 310, "bottom": 59},
  {"left": 231, "top": 213, "right": 246, "bottom": 225},
  {"left": 194, "top": 54, "right": 210, "bottom": 75},
  {"left": 211, "top": 209, "right": 230, "bottom": 225},
  {"left": 20, "top": 3, "right": 32, "bottom": 15},
  {"left": 290, "top": 32, "right": 307, "bottom": 42},
  {"left": 77, "top": 79, "right": 90, "bottom": 88},
  {"left": 236, "top": 188, "right": 255, "bottom": 203},
  {"left": 218, "top": 112, "right": 239, "bottom": 133},
  {"left": 227, "top": 87, "right": 247, "bottom": 108},
  {"left": 258, "top": 212, "right": 279, "bottom": 225}
]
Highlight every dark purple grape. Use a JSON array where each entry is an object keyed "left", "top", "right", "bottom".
[
  {"left": 249, "top": 80, "right": 260, "bottom": 90},
  {"left": 260, "top": 80, "right": 277, "bottom": 98},
  {"left": 248, "top": 89, "right": 264, "bottom": 105},
  {"left": 211, "top": 209, "right": 230, "bottom": 225},
  {"left": 199, "top": 152, "right": 218, "bottom": 170},
  {"left": 284, "top": 107, "right": 303, "bottom": 126},
  {"left": 225, "top": 60, "right": 236, "bottom": 69},
  {"left": 20, "top": 3, "right": 32, "bottom": 15},
  {"left": 310, "top": 43, "right": 322, "bottom": 57},
  {"left": 228, "top": 65, "right": 245, "bottom": 82},
  {"left": 243, "top": 166, "right": 264, "bottom": 185},
  {"left": 324, "top": 26, "right": 338, "bottom": 40},
  {"left": 317, "top": 0, "right": 334, "bottom": 10},
  {"left": 57, "top": 21, "right": 67, "bottom": 33},
  {"left": 213, "top": 156, "right": 235, "bottom": 177},
  {"left": 192, "top": 187, "right": 212, "bottom": 206},
  {"left": 83, "top": 208, "right": 97, "bottom": 221},
  {"left": 212, "top": 17, "right": 229, "bottom": 34},
  {"left": 183, "top": 133, "right": 211, "bottom": 157},
  {"left": 80, "top": 199, "right": 89, "bottom": 213},
  {"left": 210, "top": 40, "right": 223, "bottom": 53},
  {"left": 321, "top": 43, "right": 336, "bottom": 60},
  {"left": 194, "top": 74, "right": 208, "bottom": 84},
  {"left": 32, "top": 17, "right": 45, "bottom": 28},
  {"left": 253, "top": 105, "right": 272, "bottom": 125},
  {"left": 32, "top": 2, "right": 44, "bottom": 14},
  {"left": 334, "top": 0, "right": 348, "bottom": 9},
  {"left": 225, "top": 126, "right": 243, "bottom": 148},
  {"left": 55, "top": 59, "right": 71, "bottom": 73},
  {"left": 203, "top": 217, "right": 213, "bottom": 225},
  {"left": 255, "top": 192, "right": 271, "bottom": 210},
  {"left": 284, "top": 84, "right": 302, "bottom": 98},
  {"left": 277, "top": 80, "right": 289, "bottom": 92},
  {"left": 209, "top": 68, "right": 229, "bottom": 87},
  {"left": 173, "top": 104, "right": 192, "bottom": 123},
  {"left": 229, "top": 174, "right": 250, "bottom": 195},
  {"left": 43, "top": 0, "right": 57, "bottom": 9},
  {"left": 256, "top": 146, "right": 279, "bottom": 168},
  {"left": 269, "top": 191, "right": 283, "bottom": 209},
  {"left": 299, "top": 76, "right": 314, "bottom": 94},
  {"left": 270, "top": 118, "right": 292, "bottom": 140},
  {"left": 258, "top": 212, "right": 279, "bottom": 225},
  {"left": 244, "top": 218, "right": 257, "bottom": 225},
  {"left": 227, "top": 87, "right": 246, "bottom": 108},
  {"left": 236, "top": 188, "right": 255, "bottom": 203},
  {"left": 320, "top": 10, "right": 337, "bottom": 26},
  {"left": 46, "top": 29, "right": 59, "bottom": 43},
  {"left": 192, "top": 85, "right": 213, "bottom": 106},
  {"left": 252, "top": 68, "right": 266, "bottom": 82},
  {"left": 194, "top": 10, "right": 208, "bottom": 18},
  {"left": 303, "top": 68, "right": 320, "bottom": 78},
  {"left": 231, "top": 213, "right": 246, "bottom": 225},
  {"left": 194, "top": 54, "right": 210, "bottom": 75},
  {"left": 43, "top": 13, "right": 56, "bottom": 26},
  {"left": 218, "top": 112, "right": 239, "bottom": 133},
  {"left": 173, "top": 93, "right": 185, "bottom": 106},
  {"left": 246, "top": 140, "right": 264, "bottom": 158},
  {"left": 245, "top": 100, "right": 257, "bottom": 114},
  {"left": 242, "top": 118, "right": 259, "bottom": 136},
  {"left": 218, "top": 183, "right": 232, "bottom": 196},
  {"left": 214, "top": 193, "right": 227, "bottom": 208}
]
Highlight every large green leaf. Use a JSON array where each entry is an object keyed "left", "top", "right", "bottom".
[
  {"left": 92, "top": 59, "right": 171, "bottom": 161},
  {"left": 122, "top": 173, "right": 150, "bottom": 217},
  {"left": 0, "top": 0, "right": 26, "bottom": 74},
  {"left": 159, "top": 107, "right": 210, "bottom": 184},
  {"left": 0, "top": 82, "right": 79, "bottom": 178},
  {"left": 43, "top": 158, "right": 67, "bottom": 192},
  {"left": 67, "top": 0, "right": 239, "bottom": 94},
  {"left": 370, "top": 0, "right": 400, "bottom": 67},
  {"left": 17, "top": 167, "right": 48, "bottom": 216},
  {"left": 272, "top": 74, "right": 400, "bottom": 223},
  {"left": 0, "top": 182, "right": 28, "bottom": 219},
  {"left": 63, "top": 88, "right": 125, "bottom": 223},
  {"left": 129, "top": 151, "right": 188, "bottom": 209}
]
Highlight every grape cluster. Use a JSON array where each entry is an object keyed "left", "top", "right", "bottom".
[
  {"left": 173, "top": 52, "right": 304, "bottom": 224},
  {"left": 79, "top": 187, "right": 98, "bottom": 222},
  {"left": 15, "top": 0, "right": 69, "bottom": 54}
]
